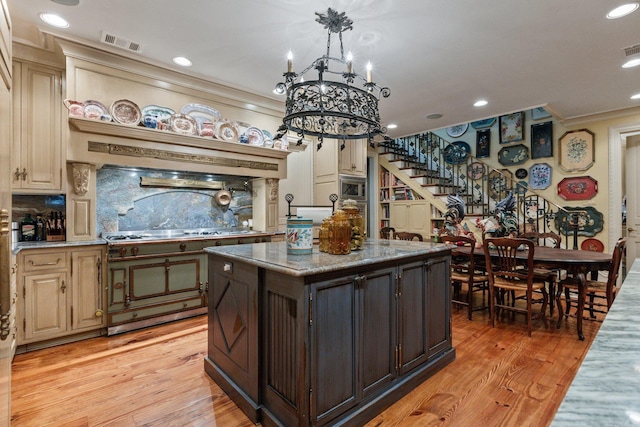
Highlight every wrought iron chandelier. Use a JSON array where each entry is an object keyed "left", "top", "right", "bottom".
[{"left": 274, "top": 9, "right": 391, "bottom": 150}]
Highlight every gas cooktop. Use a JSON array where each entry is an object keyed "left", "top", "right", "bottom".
[{"left": 102, "top": 228, "right": 263, "bottom": 242}]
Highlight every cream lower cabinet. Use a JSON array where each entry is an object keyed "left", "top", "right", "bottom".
[
  {"left": 18, "top": 246, "right": 105, "bottom": 346},
  {"left": 389, "top": 200, "right": 429, "bottom": 236}
]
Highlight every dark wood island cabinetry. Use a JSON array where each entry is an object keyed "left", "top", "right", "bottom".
[{"left": 204, "top": 240, "right": 454, "bottom": 426}]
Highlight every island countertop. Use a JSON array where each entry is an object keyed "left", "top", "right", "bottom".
[
  {"left": 552, "top": 258, "right": 640, "bottom": 426},
  {"left": 204, "top": 238, "right": 451, "bottom": 277}
]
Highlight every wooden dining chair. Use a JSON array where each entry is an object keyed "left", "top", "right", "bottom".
[
  {"left": 558, "top": 237, "right": 626, "bottom": 322},
  {"left": 520, "top": 231, "right": 562, "bottom": 315},
  {"left": 483, "top": 237, "right": 549, "bottom": 336},
  {"left": 441, "top": 235, "right": 488, "bottom": 320},
  {"left": 394, "top": 232, "right": 423, "bottom": 241},
  {"left": 380, "top": 226, "right": 395, "bottom": 240}
]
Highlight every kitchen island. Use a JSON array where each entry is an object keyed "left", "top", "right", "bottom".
[{"left": 204, "top": 239, "right": 454, "bottom": 426}]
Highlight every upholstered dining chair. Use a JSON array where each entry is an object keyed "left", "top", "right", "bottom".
[
  {"left": 380, "top": 226, "right": 395, "bottom": 240},
  {"left": 394, "top": 232, "right": 423, "bottom": 241},
  {"left": 520, "top": 231, "right": 562, "bottom": 315},
  {"left": 441, "top": 235, "right": 488, "bottom": 320},
  {"left": 558, "top": 237, "right": 626, "bottom": 322},
  {"left": 483, "top": 237, "right": 549, "bottom": 336}
]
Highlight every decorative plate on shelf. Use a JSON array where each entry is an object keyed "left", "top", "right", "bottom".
[
  {"left": 216, "top": 119, "right": 239, "bottom": 142},
  {"left": 446, "top": 123, "right": 469, "bottom": 138},
  {"left": 529, "top": 163, "right": 552, "bottom": 190},
  {"left": 470, "top": 118, "right": 496, "bottom": 129},
  {"left": 110, "top": 99, "right": 142, "bottom": 125},
  {"left": 141, "top": 105, "right": 175, "bottom": 129},
  {"left": 83, "top": 100, "right": 111, "bottom": 121},
  {"left": 169, "top": 113, "right": 198, "bottom": 135},
  {"left": 245, "top": 127, "right": 265, "bottom": 146},
  {"left": 467, "top": 161, "right": 485, "bottom": 180},
  {"left": 557, "top": 176, "right": 598, "bottom": 200},
  {"left": 498, "top": 144, "right": 529, "bottom": 166},
  {"left": 555, "top": 206, "right": 604, "bottom": 237},
  {"left": 581, "top": 238, "right": 604, "bottom": 252},
  {"left": 64, "top": 99, "right": 84, "bottom": 118},
  {"left": 180, "top": 103, "right": 222, "bottom": 132},
  {"left": 443, "top": 141, "right": 471, "bottom": 164}
]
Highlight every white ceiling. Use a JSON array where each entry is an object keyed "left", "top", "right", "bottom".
[{"left": 7, "top": 0, "right": 640, "bottom": 138}]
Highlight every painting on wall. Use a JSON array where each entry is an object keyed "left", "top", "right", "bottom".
[
  {"left": 531, "top": 121, "right": 553, "bottom": 159},
  {"left": 558, "top": 129, "right": 595, "bottom": 172},
  {"left": 476, "top": 129, "right": 490, "bottom": 158},
  {"left": 499, "top": 112, "right": 524, "bottom": 144}
]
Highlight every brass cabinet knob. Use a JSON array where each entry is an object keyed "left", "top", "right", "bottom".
[{"left": 95, "top": 309, "right": 103, "bottom": 317}]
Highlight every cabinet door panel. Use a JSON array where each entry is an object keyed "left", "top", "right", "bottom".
[
  {"left": 24, "top": 272, "right": 67, "bottom": 341},
  {"left": 360, "top": 267, "right": 396, "bottom": 397},
  {"left": 398, "top": 261, "right": 428, "bottom": 373},
  {"left": 390, "top": 202, "right": 410, "bottom": 231},
  {"left": 72, "top": 249, "right": 104, "bottom": 330},
  {"left": 312, "top": 277, "right": 357, "bottom": 423},
  {"left": 427, "top": 256, "right": 451, "bottom": 357}
]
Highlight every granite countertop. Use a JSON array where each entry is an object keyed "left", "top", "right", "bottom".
[
  {"left": 204, "top": 239, "right": 451, "bottom": 277},
  {"left": 12, "top": 239, "right": 107, "bottom": 254},
  {"left": 552, "top": 258, "right": 640, "bottom": 426}
]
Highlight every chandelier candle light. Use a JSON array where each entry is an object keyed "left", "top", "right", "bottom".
[{"left": 274, "top": 9, "right": 391, "bottom": 150}]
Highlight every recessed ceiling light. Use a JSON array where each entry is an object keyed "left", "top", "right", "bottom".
[
  {"left": 631, "top": 93, "right": 640, "bottom": 100},
  {"left": 39, "top": 13, "right": 69, "bottom": 28},
  {"left": 387, "top": 124, "right": 398, "bottom": 129},
  {"left": 426, "top": 113, "right": 443, "bottom": 119},
  {"left": 474, "top": 100, "right": 488, "bottom": 107},
  {"left": 622, "top": 57, "right": 640, "bottom": 68},
  {"left": 607, "top": 3, "right": 639, "bottom": 19},
  {"left": 172, "top": 56, "right": 192, "bottom": 67}
]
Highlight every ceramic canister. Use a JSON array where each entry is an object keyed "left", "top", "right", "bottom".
[{"left": 286, "top": 217, "right": 313, "bottom": 255}]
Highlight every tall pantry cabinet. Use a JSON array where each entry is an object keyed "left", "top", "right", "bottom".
[{"left": 12, "top": 60, "right": 63, "bottom": 192}]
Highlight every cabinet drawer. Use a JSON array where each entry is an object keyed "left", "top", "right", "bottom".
[{"left": 23, "top": 252, "right": 67, "bottom": 272}]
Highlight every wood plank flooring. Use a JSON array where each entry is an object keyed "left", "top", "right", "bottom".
[{"left": 11, "top": 303, "right": 600, "bottom": 426}]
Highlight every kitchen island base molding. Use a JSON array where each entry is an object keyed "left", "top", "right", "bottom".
[
  {"left": 205, "top": 349, "right": 455, "bottom": 426},
  {"left": 205, "top": 241, "right": 454, "bottom": 426}
]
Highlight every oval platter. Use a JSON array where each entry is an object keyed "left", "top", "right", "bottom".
[
  {"left": 180, "top": 103, "right": 222, "bottom": 132},
  {"left": 141, "top": 105, "right": 175, "bottom": 129},
  {"left": 581, "top": 238, "right": 604, "bottom": 252},
  {"left": 83, "top": 100, "right": 111, "bottom": 121},
  {"left": 446, "top": 123, "right": 469, "bottom": 138},
  {"left": 169, "top": 113, "right": 198, "bottom": 135},
  {"left": 443, "top": 141, "right": 471, "bottom": 164},
  {"left": 110, "top": 99, "right": 142, "bottom": 125}
]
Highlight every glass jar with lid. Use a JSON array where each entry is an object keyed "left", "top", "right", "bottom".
[
  {"left": 318, "top": 216, "right": 331, "bottom": 253},
  {"left": 342, "top": 199, "right": 365, "bottom": 250},
  {"left": 327, "top": 209, "right": 351, "bottom": 255}
]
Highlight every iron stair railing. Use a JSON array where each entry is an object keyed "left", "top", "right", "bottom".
[{"left": 378, "top": 133, "right": 585, "bottom": 248}]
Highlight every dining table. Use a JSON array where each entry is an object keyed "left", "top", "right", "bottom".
[{"left": 451, "top": 244, "right": 612, "bottom": 340}]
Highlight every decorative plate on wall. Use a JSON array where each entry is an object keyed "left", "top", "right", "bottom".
[
  {"left": 443, "top": 141, "right": 471, "bottom": 164},
  {"left": 498, "top": 144, "right": 529, "bottom": 166},
  {"left": 581, "top": 238, "right": 604, "bottom": 252},
  {"left": 470, "top": 118, "right": 496, "bottom": 129},
  {"left": 499, "top": 112, "right": 524, "bottom": 143},
  {"left": 515, "top": 168, "right": 528, "bottom": 179},
  {"left": 558, "top": 128, "right": 595, "bottom": 172},
  {"left": 557, "top": 176, "right": 598, "bottom": 200},
  {"left": 446, "top": 123, "right": 469, "bottom": 138},
  {"left": 529, "top": 163, "right": 552, "bottom": 190},
  {"left": 467, "top": 161, "right": 485, "bottom": 180},
  {"left": 520, "top": 195, "right": 551, "bottom": 220},
  {"left": 555, "top": 206, "right": 604, "bottom": 237}
]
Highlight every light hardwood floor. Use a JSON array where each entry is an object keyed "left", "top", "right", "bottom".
[{"left": 11, "top": 303, "right": 600, "bottom": 426}]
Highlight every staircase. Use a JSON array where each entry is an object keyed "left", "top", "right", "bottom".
[{"left": 377, "top": 132, "right": 578, "bottom": 247}]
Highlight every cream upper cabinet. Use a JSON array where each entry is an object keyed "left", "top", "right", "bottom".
[
  {"left": 17, "top": 246, "right": 105, "bottom": 346},
  {"left": 12, "top": 61, "right": 62, "bottom": 192},
  {"left": 390, "top": 200, "right": 429, "bottom": 236},
  {"left": 338, "top": 139, "right": 367, "bottom": 177}
]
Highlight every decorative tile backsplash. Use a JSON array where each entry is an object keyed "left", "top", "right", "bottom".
[{"left": 97, "top": 166, "right": 253, "bottom": 234}]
